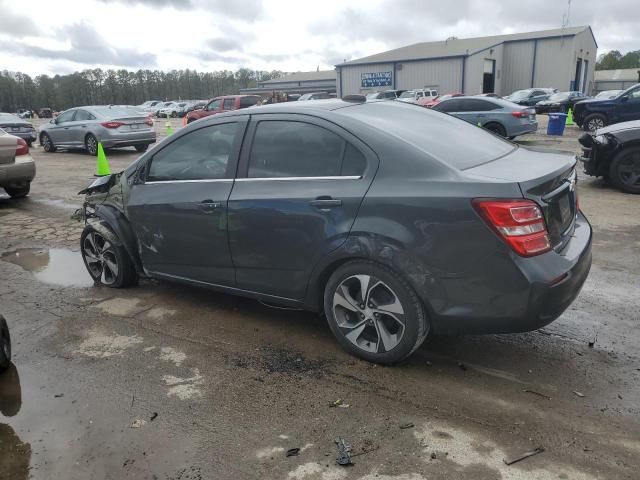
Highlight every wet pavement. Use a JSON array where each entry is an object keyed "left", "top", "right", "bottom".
[{"left": 0, "top": 118, "right": 639, "bottom": 479}]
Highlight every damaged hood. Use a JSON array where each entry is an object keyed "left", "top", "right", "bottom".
[{"left": 78, "top": 173, "right": 120, "bottom": 195}]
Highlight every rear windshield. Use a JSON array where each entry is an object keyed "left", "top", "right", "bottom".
[
  {"left": 339, "top": 102, "right": 515, "bottom": 170},
  {"left": 92, "top": 106, "right": 145, "bottom": 117}
]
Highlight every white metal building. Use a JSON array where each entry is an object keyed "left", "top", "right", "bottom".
[
  {"left": 336, "top": 26, "right": 597, "bottom": 97},
  {"left": 240, "top": 70, "right": 336, "bottom": 95},
  {"left": 593, "top": 69, "right": 640, "bottom": 94}
]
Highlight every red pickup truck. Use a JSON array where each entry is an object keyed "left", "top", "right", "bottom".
[{"left": 186, "top": 95, "right": 261, "bottom": 123}]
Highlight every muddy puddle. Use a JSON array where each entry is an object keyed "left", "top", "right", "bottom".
[{"left": 1, "top": 248, "right": 93, "bottom": 287}]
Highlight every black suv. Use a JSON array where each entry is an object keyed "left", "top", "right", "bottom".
[{"left": 574, "top": 84, "right": 640, "bottom": 132}]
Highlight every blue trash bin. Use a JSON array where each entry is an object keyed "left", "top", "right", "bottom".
[{"left": 547, "top": 113, "right": 568, "bottom": 136}]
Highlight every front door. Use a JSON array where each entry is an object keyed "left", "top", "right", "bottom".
[
  {"left": 47, "top": 109, "right": 77, "bottom": 145},
  {"left": 126, "top": 117, "right": 247, "bottom": 286},
  {"left": 227, "top": 114, "right": 376, "bottom": 300},
  {"left": 618, "top": 86, "right": 640, "bottom": 123}
]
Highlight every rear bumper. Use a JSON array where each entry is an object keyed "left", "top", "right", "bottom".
[
  {"left": 100, "top": 130, "right": 156, "bottom": 148},
  {"left": 1, "top": 130, "right": 37, "bottom": 142},
  {"left": 0, "top": 156, "right": 36, "bottom": 188},
  {"left": 431, "top": 211, "right": 592, "bottom": 335},
  {"left": 509, "top": 121, "right": 538, "bottom": 137}
]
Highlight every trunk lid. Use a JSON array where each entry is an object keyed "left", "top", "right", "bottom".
[
  {"left": 464, "top": 146, "right": 578, "bottom": 250},
  {"left": 0, "top": 133, "right": 17, "bottom": 165},
  {"left": 111, "top": 116, "right": 153, "bottom": 132}
]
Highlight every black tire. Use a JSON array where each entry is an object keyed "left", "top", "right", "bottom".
[
  {"left": 40, "top": 132, "right": 56, "bottom": 152},
  {"left": 80, "top": 224, "right": 137, "bottom": 288},
  {"left": 484, "top": 122, "right": 507, "bottom": 137},
  {"left": 0, "top": 315, "right": 11, "bottom": 372},
  {"left": 323, "top": 260, "right": 429, "bottom": 364},
  {"left": 85, "top": 134, "right": 98, "bottom": 156},
  {"left": 583, "top": 113, "right": 607, "bottom": 132},
  {"left": 26, "top": 140, "right": 33, "bottom": 147},
  {"left": 609, "top": 146, "right": 640, "bottom": 194},
  {"left": 5, "top": 184, "right": 30, "bottom": 199},
  {"left": 135, "top": 144, "right": 149, "bottom": 153}
]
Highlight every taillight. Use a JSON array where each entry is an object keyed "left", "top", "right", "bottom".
[
  {"left": 511, "top": 110, "right": 527, "bottom": 118},
  {"left": 101, "top": 121, "right": 124, "bottom": 129},
  {"left": 145, "top": 118, "right": 153, "bottom": 127},
  {"left": 472, "top": 199, "right": 552, "bottom": 257},
  {"left": 16, "top": 138, "right": 29, "bottom": 156}
]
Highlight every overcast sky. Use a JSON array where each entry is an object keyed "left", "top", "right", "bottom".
[{"left": 0, "top": 0, "right": 636, "bottom": 77}]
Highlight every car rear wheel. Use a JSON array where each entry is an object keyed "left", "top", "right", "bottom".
[
  {"left": 324, "top": 260, "right": 429, "bottom": 364},
  {"left": 610, "top": 146, "right": 640, "bottom": 194},
  {"left": 40, "top": 133, "right": 56, "bottom": 152},
  {"left": 80, "top": 224, "right": 137, "bottom": 288},
  {"left": 484, "top": 122, "right": 507, "bottom": 137},
  {"left": 85, "top": 134, "right": 98, "bottom": 156},
  {"left": 584, "top": 114, "right": 607, "bottom": 132},
  {"left": 5, "top": 184, "right": 30, "bottom": 199},
  {"left": 0, "top": 315, "right": 11, "bottom": 372},
  {"left": 135, "top": 144, "right": 149, "bottom": 153}
]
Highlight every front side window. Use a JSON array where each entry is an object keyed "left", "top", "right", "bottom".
[
  {"left": 248, "top": 121, "right": 366, "bottom": 178},
  {"left": 433, "top": 98, "right": 463, "bottom": 113},
  {"left": 625, "top": 87, "right": 640, "bottom": 101},
  {"left": 206, "top": 99, "right": 222, "bottom": 111},
  {"left": 461, "top": 99, "right": 497, "bottom": 112},
  {"left": 147, "top": 123, "right": 237, "bottom": 181},
  {"left": 56, "top": 110, "right": 76, "bottom": 123},
  {"left": 223, "top": 98, "right": 235, "bottom": 110},
  {"left": 74, "top": 110, "right": 95, "bottom": 121}
]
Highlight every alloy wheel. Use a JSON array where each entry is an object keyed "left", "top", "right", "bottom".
[
  {"left": 82, "top": 231, "right": 119, "bottom": 285},
  {"left": 588, "top": 117, "right": 605, "bottom": 131},
  {"left": 42, "top": 134, "right": 52, "bottom": 151},
  {"left": 86, "top": 135, "right": 98, "bottom": 155},
  {"left": 618, "top": 153, "right": 640, "bottom": 188},
  {"left": 332, "top": 275, "right": 406, "bottom": 354}
]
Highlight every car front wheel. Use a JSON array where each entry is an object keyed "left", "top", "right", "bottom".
[
  {"left": 135, "top": 144, "right": 149, "bottom": 153},
  {"left": 584, "top": 114, "right": 607, "bottom": 132},
  {"left": 80, "top": 225, "right": 137, "bottom": 288},
  {"left": 0, "top": 315, "right": 11, "bottom": 372},
  {"left": 324, "top": 260, "right": 429, "bottom": 364},
  {"left": 41, "top": 133, "right": 56, "bottom": 152},
  {"left": 610, "top": 146, "right": 640, "bottom": 194}
]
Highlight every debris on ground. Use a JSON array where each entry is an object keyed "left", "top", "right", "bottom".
[
  {"left": 286, "top": 448, "right": 300, "bottom": 457},
  {"left": 330, "top": 399, "right": 349, "bottom": 408},
  {"left": 150, "top": 412, "right": 159, "bottom": 421},
  {"left": 573, "top": 391, "right": 585, "bottom": 398},
  {"left": 503, "top": 447, "right": 544, "bottom": 466},
  {"left": 457, "top": 362, "right": 467, "bottom": 371},
  {"left": 399, "top": 423, "right": 415, "bottom": 430},
  {"left": 425, "top": 361, "right": 433, "bottom": 367},
  {"left": 430, "top": 452, "right": 437, "bottom": 460},
  {"left": 523, "top": 389, "right": 552, "bottom": 400},
  {"left": 54, "top": 393, "right": 64, "bottom": 398},
  {"left": 130, "top": 419, "right": 147, "bottom": 428},
  {"left": 335, "top": 438, "right": 352, "bottom": 466}
]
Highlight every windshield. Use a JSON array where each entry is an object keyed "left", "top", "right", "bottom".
[
  {"left": 548, "top": 93, "right": 569, "bottom": 102},
  {"left": 340, "top": 101, "right": 515, "bottom": 170},
  {"left": 399, "top": 91, "right": 415, "bottom": 99},
  {"left": 507, "top": 90, "right": 530, "bottom": 101},
  {"left": 365, "top": 92, "right": 380, "bottom": 99}
]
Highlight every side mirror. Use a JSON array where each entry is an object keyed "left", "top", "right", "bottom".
[{"left": 620, "top": 96, "right": 629, "bottom": 103}]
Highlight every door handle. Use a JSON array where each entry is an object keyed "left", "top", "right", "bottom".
[
  {"left": 199, "top": 200, "right": 222, "bottom": 213},
  {"left": 310, "top": 197, "right": 342, "bottom": 208}
]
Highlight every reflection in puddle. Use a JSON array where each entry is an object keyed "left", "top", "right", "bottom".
[
  {"left": 0, "top": 365, "right": 31, "bottom": 480},
  {"left": 1, "top": 248, "right": 93, "bottom": 287}
]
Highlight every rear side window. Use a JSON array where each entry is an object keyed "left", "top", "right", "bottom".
[
  {"left": 461, "top": 99, "right": 499, "bottom": 111},
  {"left": 433, "top": 99, "right": 464, "bottom": 113},
  {"left": 223, "top": 98, "right": 235, "bottom": 110},
  {"left": 248, "top": 121, "right": 366, "bottom": 178},
  {"left": 240, "top": 96, "right": 260, "bottom": 108},
  {"left": 147, "top": 123, "right": 237, "bottom": 181}
]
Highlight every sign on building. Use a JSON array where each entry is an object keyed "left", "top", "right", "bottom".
[{"left": 361, "top": 72, "right": 393, "bottom": 88}]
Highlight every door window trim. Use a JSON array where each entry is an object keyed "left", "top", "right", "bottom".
[{"left": 235, "top": 113, "right": 377, "bottom": 181}]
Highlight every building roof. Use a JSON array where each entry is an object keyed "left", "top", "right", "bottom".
[
  {"left": 261, "top": 70, "right": 336, "bottom": 84},
  {"left": 338, "top": 26, "right": 594, "bottom": 66},
  {"left": 595, "top": 68, "right": 640, "bottom": 82}
]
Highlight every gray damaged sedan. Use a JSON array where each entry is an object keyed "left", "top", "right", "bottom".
[
  {"left": 78, "top": 99, "right": 592, "bottom": 364},
  {"left": 39, "top": 106, "right": 156, "bottom": 155}
]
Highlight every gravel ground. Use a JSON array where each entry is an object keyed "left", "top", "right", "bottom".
[{"left": 0, "top": 115, "right": 638, "bottom": 480}]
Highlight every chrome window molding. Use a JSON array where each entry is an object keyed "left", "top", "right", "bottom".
[
  {"left": 144, "top": 178, "right": 233, "bottom": 184},
  {"left": 235, "top": 176, "right": 362, "bottom": 182}
]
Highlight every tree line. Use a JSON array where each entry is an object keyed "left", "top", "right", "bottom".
[
  {"left": 0, "top": 68, "right": 285, "bottom": 112},
  {"left": 596, "top": 50, "right": 640, "bottom": 71}
]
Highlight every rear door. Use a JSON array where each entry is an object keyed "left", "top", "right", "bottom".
[
  {"left": 126, "top": 116, "right": 247, "bottom": 285},
  {"left": 67, "top": 109, "right": 96, "bottom": 146},
  {"left": 227, "top": 114, "right": 377, "bottom": 299}
]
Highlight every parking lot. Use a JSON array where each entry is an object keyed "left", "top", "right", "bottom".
[{"left": 1, "top": 117, "right": 639, "bottom": 480}]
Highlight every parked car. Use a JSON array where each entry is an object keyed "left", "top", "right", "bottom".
[
  {"left": 432, "top": 96, "right": 537, "bottom": 138},
  {"left": 578, "top": 120, "right": 640, "bottom": 193},
  {"left": 185, "top": 95, "right": 261, "bottom": 123},
  {"left": 595, "top": 90, "right": 623, "bottom": 100},
  {"left": 298, "top": 92, "right": 332, "bottom": 101},
  {"left": 39, "top": 105, "right": 156, "bottom": 155},
  {"left": 157, "top": 102, "right": 179, "bottom": 118},
  {"left": 535, "top": 91, "right": 590, "bottom": 114},
  {"left": 78, "top": 99, "right": 591, "bottom": 364},
  {"left": 365, "top": 90, "right": 405, "bottom": 101},
  {"left": 573, "top": 84, "right": 640, "bottom": 132},
  {"left": 0, "top": 113, "right": 37, "bottom": 146},
  {"left": 138, "top": 100, "right": 162, "bottom": 109},
  {"left": 504, "top": 88, "right": 557, "bottom": 106},
  {"left": 397, "top": 89, "right": 438, "bottom": 104},
  {"left": 0, "top": 128, "right": 35, "bottom": 198},
  {"left": 476, "top": 93, "right": 500, "bottom": 98},
  {"left": 422, "top": 93, "right": 464, "bottom": 108},
  {"left": 0, "top": 314, "right": 10, "bottom": 372},
  {"left": 38, "top": 108, "right": 53, "bottom": 118}
]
